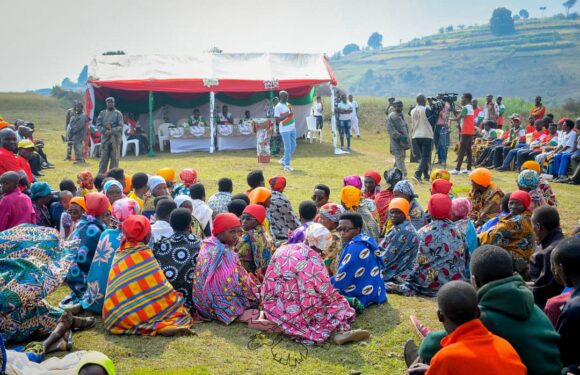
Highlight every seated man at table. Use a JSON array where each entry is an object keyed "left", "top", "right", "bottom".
[
  {"left": 239, "top": 110, "right": 252, "bottom": 124},
  {"left": 216, "top": 105, "right": 234, "bottom": 125},
  {"left": 188, "top": 109, "right": 207, "bottom": 126}
]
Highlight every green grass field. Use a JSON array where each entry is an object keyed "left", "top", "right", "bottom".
[{"left": 1, "top": 93, "right": 579, "bottom": 374}]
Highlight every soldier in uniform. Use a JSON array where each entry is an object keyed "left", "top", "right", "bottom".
[
  {"left": 386, "top": 100, "right": 410, "bottom": 177},
  {"left": 63, "top": 101, "right": 76, "bottom": 160},
  {"left": 67, "top": 102, "right": 89, "bottom": 164},
  {"left": 96, "top": 97, "right": 124, "bottom": 174}
]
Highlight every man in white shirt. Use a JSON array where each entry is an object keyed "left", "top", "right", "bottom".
[
  {"left": 313, "top": 96, "right": 323, "bottom": 130},
  {"left": 150, "top": 199, "right": 175, "bottom": 243},
  {"left": 348, "top": 94, "right": 360, "bottom": 138},
  {"left": 410, "top": 94, "right": 434, "bottom": 182},
  {"left": 274, "top": 91, "right": 297, "bottom": 171},
  {"left": 336, "top": 94, "right": 353, "bottom": 152},
  {"left": 483, "top": 94, "right": 500, "bottom": 122}
]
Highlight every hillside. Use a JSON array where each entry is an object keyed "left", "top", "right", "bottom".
[{"left": 333, "top": 18, "right": 580, "bottom": 105}]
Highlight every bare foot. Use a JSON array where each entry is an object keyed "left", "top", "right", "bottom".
[{"left": 159, "top": 327, "right": 196, "bottom": 337}]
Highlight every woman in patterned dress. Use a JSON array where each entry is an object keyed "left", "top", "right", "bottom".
[
  {"left": 317, "top": 202, "right": 345, "bottom": 275},
  {"left": 339, "top": 186, "right": 381, "bottom": 242},
  {"left": 235, "top": 204, "right": 274, "bottom": 275}
]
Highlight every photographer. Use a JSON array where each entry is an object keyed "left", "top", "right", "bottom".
[
  {"left": 410, "top": 94, "right": 434, "bottom": 183},
  {"left": 96, "top": 97, "right": 124, "bottom": 174},
  {"left": 451, "top": 93, "right": 476, "bottom": 175},
  {"left": 432, "top": 95, "right": 451, "bottom": 166}
]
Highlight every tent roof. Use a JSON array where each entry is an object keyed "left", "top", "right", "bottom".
[{"left": 88, "top": 53, "right": 337, "bottom": 93}]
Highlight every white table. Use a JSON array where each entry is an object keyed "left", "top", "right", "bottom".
[
  {"left": 217, "top": 135, "right": 255, "bottom": 150},
  {"left": 169, "top": 138, "right": 211, "bottom": 153}
]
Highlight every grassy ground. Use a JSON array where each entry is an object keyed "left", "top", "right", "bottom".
[{"left": 1, "top": 93, "right": 579, "bottom": 374}]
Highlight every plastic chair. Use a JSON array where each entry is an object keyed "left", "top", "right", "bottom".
[
  {"left": 306, "top": 116, "right": 322, "bottom": 143},
  {"left": 122, "top": 127, "right": 139, "bottom": 157},
  {"left": 157, "top": 123, "right": 174, "bottom": 152},
  {"left": 89, "top": 137, "right": 101, "bottom": 158}
]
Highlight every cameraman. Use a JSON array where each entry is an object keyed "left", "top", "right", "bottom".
[{"left": 432, "top": 95, "right": 451, "bottom": 166}]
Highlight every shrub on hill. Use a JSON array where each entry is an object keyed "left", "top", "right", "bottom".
[{"left": 490, "top": 7, "right": 516, "bottom": 35}]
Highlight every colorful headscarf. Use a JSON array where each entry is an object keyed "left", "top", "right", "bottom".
[
  {"left": 122, "top": 215, "right": 151, "bottom": 243},
  {"left": 77, "top": 171, "right": 94, "bottom": 190},
  {"left": 521, "top": 160, "right": 541, "bottom": 174},
  {"left": 124, "top": 175, "right": 132, "bottom": 194},
  {"left": 157, "top": 168, "right": 176, "bottom": 182},
  {"left": 343, "top": 175, "right": 363, "bottom": 190},
  {"left": 70, "top": 196, "right": 87, "bottom": 212},
  {"left": 451, "top": 198, "right": 472, "bottom": 220},
  {"left": 428, "top": 193, "right": 453, "bottom": 220},
  {"left": 304, "top": 223, "right": 333, "bottom": 252},
  {"left": 510, "top": 190, "right": 531, "bottom": 210},
  {"left": 518, "top": 170, "right": 539, "bottom": 190},
  {"left": 431, "top": 179, "right": 453, "bottom": 195},
  {"left": 179, "top": 168, "right": 198, "bottom": 187},
  {"left": 75, "top": 352, "right": 116, "bottom": 375},
  {"left": 112, "top": 198, "right": 141, "bottom": 225},
  {"left": 85, "top": 192, "right": 110, "bottom": 217},
  {"left": 147, "top": 176, "right": 166, "bottom": 193},
  {"left": 430, "top": 169, "right": 451, "bottom": 182},
  {"left": 318, "top": 203, "right": 345, "bottom": 223},
  {"left": 393, "top": 180, "right": 417, "bottom": 199},
  {"left": 388, "top": 197, "right": 410, "bottom": 220},
  {"left": 212, "top": 213, "right": 241, "bottom": 236},
  {"left": 248, "top": 187, "right": 271, "bottom": 205},
  {"left": 243, "top": 204, "right": 266, "bottom": 224},
  {"left": 174, "top": 195, "right": 194, "bottom": 208},
  {"left": 385, "top": 168, "right": 403, "bottom": 188},
  {"left": 30, "top": 182, "right": 52, "bottom": 199},
  {"left": 364, "top": 170, "right": 381, "bottom": 185},
  {"left": 469, "top": 168, "right": 492, "bottom": 188},
  {"left": 103, "top": 180, "right": 123, "bottom": 195},
  {"left": 339, "top": 186, "right": 362, "bottom": 210},
  {"left": 268, "top": 176, "right": 287, "bottom": 193}
]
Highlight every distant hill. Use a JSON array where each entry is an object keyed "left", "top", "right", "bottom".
[{"left": 332, "top": 18, "right": 580, "bottom": 105}]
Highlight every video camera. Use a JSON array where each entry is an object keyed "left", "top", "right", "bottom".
[{"left": 428, "top": 93, "right": 459, "bottom": 113}]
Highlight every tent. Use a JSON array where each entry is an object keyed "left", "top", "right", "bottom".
[{"left": 86, "top": 53, "right": 338, "bottom": 155}]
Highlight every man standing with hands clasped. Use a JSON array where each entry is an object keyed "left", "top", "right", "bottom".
[
  {"left": 337, "top": 93, "right": 353, "bottom": 152},
  {"left": 387, "top": 100, "right": 409, "bottom": 177},
  {"left": 275, "top": 91, "right": 297, "bottom": 172},
  {"left": 97, "top": 97, "right": 124, "bottom": 174},
  {"left": 410, "top": 94, "right": 434, "bottom": 183}
]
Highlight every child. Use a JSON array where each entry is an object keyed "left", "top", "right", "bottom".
[
  {"left": 287, "top": 201, "right": 317, "bottom": 244},
  {"left": 127, "top": 172, "right": 148, "bottom": 210},
  {"left": 0, "top": 171, "right": 36, "bottom": 231},
  {"left": 150, "top": 198, "right": 176, "bottom": 243},
  {"left": 142, "top": 176, "right": 168, "bottom": 218}
]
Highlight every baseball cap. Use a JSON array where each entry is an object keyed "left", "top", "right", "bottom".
[{"left": 17, "top": 139, "right": 37, "bottom": 150}]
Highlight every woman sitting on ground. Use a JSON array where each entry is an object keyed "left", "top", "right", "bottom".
[
  {"left": 339, "top": 186, "right": 381, "bottom": 241},
  {"left": 378, "top": 197, "right": 420, "bottom": 284},
  {"left": 60, "top": 196, "right": 86, "bottom": 240},
  {"left": 385, "top": 180, "right": 426, "bottom": 232},
  {"left": 103, "top": 180, "right": 123, "bottom": 206},
  {"left": 374, "top": 168, "right": 403, "bottom": 228},
  {"left": 388, "top": 194, "right": 466, "bottom": 297},
  {"left": 343, "top": 176, "right": 380, "bottom": 223},
  {"left": 80, "top": 198, "right": 140, "bottom": 314},
  {"left": 521, "top": 160, "right": 557, "bottom": 207},
  {"left": 450, "top": 198, "right": 479, "bottom": 276},
  {"left": 62, "top": 193, "right": 112, "bottom": 312},
  {"left": 267, "top": 175, "right": 299, "bottom": 242},
  {"left": 479, "top": 190, "right": 535, "bottom": 279},
  {"left": 192, "top": 213, "right": 259, "bottom": 325},
  {"left": 189, "top": 183, "right": 213, "bottom": 238},
  {"left": 258, "top": 223, "right": 370, "bottom": 345},
  {"left": 468, "top": 168, "right": 504, "bottom": 228},
  {"left": 174, "top": 195, "right": 207, "bottom": 239},
  {"left": 103, "top": 215, "right": 194, "bottom": 336},
  {"left": 0, "top": 225, "right": 95, "bottom": 349},
  {"left": 236, "top": 204, "right": 274, "bottom": 275},
  {"left": 331, "top": 213, "right": 387, "bottom": 308},
  {"left": 517, "top": 169, "right": 546, "bottom": 211},
  {"left": 317, "top": 202, "right": 345, "bottom": 275}
]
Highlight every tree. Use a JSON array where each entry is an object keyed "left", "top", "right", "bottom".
[
  {"left": 457, "top": 24, "right": 466, "bottom": 30},
  {"left": 490, "top": 7, "right": 516, "bottom": 35},
  {"left": 342, "top": 43, "right": 360, "bottom": 55},
  {"left": 513, "top": 14, "right": 521, "bottom": 20},
  {"left": 519, "top": 9, "right": 530, "bottom": 19},
  {"left": 208, "top": 46, "right": 223, "bottom": 54},
  {"left": 367, "top": 32, "right": 383, "bottom": 49},
  {"left": 563, "top": 0, "right": 577, "bottom": 17},
  {"left": 438, "top": 27, "right": 445, "bottom": 34},
  {"left": 102, "top": 50, "right": 125, "bottom": 55},
  {"left": 446, "top": 25, "right": 454, "bottom": 32}
]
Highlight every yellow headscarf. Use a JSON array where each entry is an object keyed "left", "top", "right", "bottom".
[
  {"left": 156, "top": 168, "right": 176, "bottom": 183},
  {"left": 339, "top": 186, "right": 362, "bottom": 211},
  {"left": 430, "top": 169, "right": 451, "bottom": 182}
]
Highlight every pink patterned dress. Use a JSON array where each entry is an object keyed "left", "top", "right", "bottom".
[{"left": 261, "top": 243, "right": 356, "bottom": 345}]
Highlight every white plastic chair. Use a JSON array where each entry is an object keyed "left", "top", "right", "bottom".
[
  {"left": 306, "top": 116, "right": 322, "bottom": 143},
  {"left": 122, "top": 126, "right": 139, "bottom": 157},
  {"left": 89, "top": 137, "right": 101, "bottom": 158},
  {"left": 157, "top": 123, "right": 173, "bottom": 152}
]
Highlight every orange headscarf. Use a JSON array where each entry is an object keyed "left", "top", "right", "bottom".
[
  {"left": 469, "top": 168, "right": 492, "bottom": 188},
  {"left": 124, "top": 175, "right": 132, "bottom": 194},
  {"left": 70, "top": 196, "right": 87, "bottom": 212},
  {"left": 248, "top": 187, "right": 271, "bottom": 205},
  {"left": 521, "top": 161, "right": 541, "bottom": 174},
  {"left": 156, "top": 168, "right": 176, "bottom": 182},
  {"left": 388, "top": 197, "right": 410, "bottom": 220}
]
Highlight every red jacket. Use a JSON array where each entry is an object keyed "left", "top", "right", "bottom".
[{"left": 0, "top": 147, "right": 33, "bottom": 183}]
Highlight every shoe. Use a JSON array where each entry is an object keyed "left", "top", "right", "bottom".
[
  {"left": 356, "top": 135, "right": 361, "bottom": 138},
  {"left": 283, "top": 165, "right": 294, "bottom": 172},
  {"left": 33, "top": 172, "right": 44, "bottom": 177},
  {"left": 461, "top": 169, "right": 471, "bottom": 174},
  {"left": 278, "top": 158, "right": 284, "bottom": 165},
  {"left": 410, "top": 315, "right": 433, "bottom": 338},
  {"left": 411, "top": 175, "right": 422, "bottom": 184},
  {"left": 73, "top": 160, "right": 86, "bottom": 164},
  {"left": 450, "top": 169, "right": 460, "bottom": 175},
  {"left": 333, "top": 329, "right": 370, "bottom": 345},
  {"left": 403, "top": 339, "right": 419, "bottom": 367},
  {"left": 347, "top": 147, "right": 351, "bottom": 153},
  {"left": 496, "top": 167, "right": 509, "bottom": 172},
  {"left": 64, "top": 157, "right": 71, "bottom": 161}
]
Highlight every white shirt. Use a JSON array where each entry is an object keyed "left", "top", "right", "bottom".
[
  {"left": 410, "top": 105, "right": 434, "bottom": 139},
  {"left": 337, "top": 102, "right": 352, "bottom": 121},
  {"left": 274, "top": 102, "right": 296, "bottom": 133},
  {"left": 151, "top": 220, "right": 174, "bottom": 243},
  {"left": 349, "top": 100, "right": 359, "bottom": 117},
  {"left": 314, "top": 102, "right": 323, "bottom": 116},
  {"left": 561, "top": 130, "right": 577, "bottom": 151}
]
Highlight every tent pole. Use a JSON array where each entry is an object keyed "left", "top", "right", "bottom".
[
  {"left": 329, "top": 83, "right": 340, "bottom": 154},
  {"left": 209, "top": 91, "right": 215, "bottom": 153},
  {"left": 148, "top": 91, "right": 155, "bottom": 157}
]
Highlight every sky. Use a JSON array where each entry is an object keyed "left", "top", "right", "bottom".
[{"left": 0, "top": 0, "right": 568, "bottom": 92}]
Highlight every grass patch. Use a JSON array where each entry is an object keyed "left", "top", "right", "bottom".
[{"left": 2, "top": 92, "right": 579, "bottom": 374}]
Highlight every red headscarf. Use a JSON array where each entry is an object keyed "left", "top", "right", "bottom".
[
  {"left": 212, "top": 213, "right": 241, "bottom": 236},
  {"left": 509, "top": 190, "right": 531, "bottom": 210},
  {"left": 85, "top": 192, "right": 110, "bottom": 217},
  {"left": 179, "top": 168, "right": 198, "bottom": 187},
  {"left": 122, "top": 215, "right": 151, "bottom": 244},
  {"left": 243, "top": 204, "right": 266, "bottom": 224},
  {"left": 77, "top": 171, "right": 94, "bottom": 190},
  {"left": 268, "top": 176, "right": 287, "bottom": 193},
  {"left": 364, "top": 170, "right": 381, "bottom": 185},
  {"left": 428, "top": 193, "right": 453, "bottom": 220},
  {"left": 431, "top": 179, "right": 453, "bottom": 195}
]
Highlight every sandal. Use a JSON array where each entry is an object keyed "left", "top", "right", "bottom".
[
  {"left": 72, "top": 316, "right": 96, "bottom": 331},
  {"left": 65, "top": 330, "right": 73, "bottom": 352}
]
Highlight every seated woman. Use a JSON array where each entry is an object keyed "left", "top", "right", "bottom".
[
  {"left": 80, "top": 198, "right": 140, "bottom": 314},
  {"left": 378, "top": 197, "right": 419, "bottom": 283},
  {"left": 103, "top": 215, "right": 194, "bottom": 336},
  {"left": 517, "top": 169, "right": 545, "bottom": 211},
  {"left": 30, "top": 182, "right": 54, "bottom": 227},
  {"left": 174, "top": 195, "right": 207, "bottom": 240},
  {"left": 450, "top": 198, "right": 479, "bottom": 277},
  {"left": 153, "top": 208, "right": 202, "bottom": 310},
  {"left": 388, "top": 194, "right": 466, "bottom": 297},
  {"left": 430, "top": 169, "right": 456, "bottom": 199},
  {"left": 479, "top": 192, "right": 511, "bottom": 234},
  {"left": 258, "top": 223, "right": 370, "bottom": 345},
  {"left": 76, "top": 170, "right": 94, "bottom": 197},
  {"left": 60, "top": 196, "right": 86, "bottom": 240},
  {"left": 374, "top": 168, "right": 403, "bottom": 228},
  {"left": 339, "top": 186, "right": 380, "bottom": 241},
  {"left": 317, "top": 202, "right": 345, "bottom": 275},
  {"left": 236, "top": 204, "right": 274, "bottom": 275},
  {"left": 331, "top": 213, "right": 387, "bottom": 308},
  {"left": 343, "top": 176, "right": 380, "bottom": 223},
  {"left": 172, "top": 168, "right": 198, "bottom": 198},
  {"left": 479, "top": 190, "right": 535, "bottom": 279},
  {"left": 142, "top": 176, "right": 168, "bottom": 218},
  {"left": 0, "top": 225, "right": 94, "bottom": 349},
  {"left": 62, "top": 193, "right": 112, "bottom": 312},
  {"left": 468, "top": 168, "right": 504, "bottom": 228},
  {"left": 521, "top": 160, "right": 557, "bottom": 207},
  {"left": 189, "top": 183, "right": 213, "bottom": 238},
  {"left": 103, "top": 180, "right": 123, "bottom": 206},
  {"left": 192, "top": 213, "right": 259, "bottom": 324},
  {"left": 384, "top": 180, "right": 426, "bottom": 232}
]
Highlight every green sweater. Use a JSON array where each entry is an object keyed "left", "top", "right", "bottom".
[{"left": 419, "top": 276, "right": 562, "bottom": 375}]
